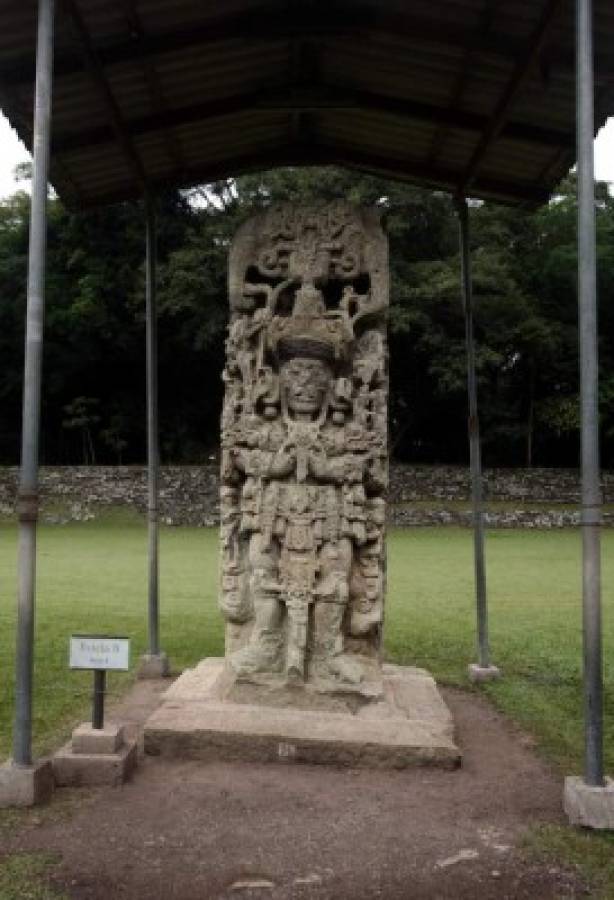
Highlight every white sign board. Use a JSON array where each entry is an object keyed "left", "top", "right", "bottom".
[{"left": 69, "top": 634, "right": 130, "bottom": 671}]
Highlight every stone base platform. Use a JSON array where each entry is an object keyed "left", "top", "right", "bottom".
[
  {"left": 144, "top": 658, "right": 461, "bottom": 769},
  {"left": 53, "top": 723, "right": 138, "bottom": 787},
  {"left": 564, "top": 775, "right": 614, "bottom": 829},
  {"left": 0, "top": 759, "right": 54, "bottom": 808}
]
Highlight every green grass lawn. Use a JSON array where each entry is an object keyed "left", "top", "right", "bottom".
[{"left": 0, "top": 518, "right": 613, "bottom": 775}]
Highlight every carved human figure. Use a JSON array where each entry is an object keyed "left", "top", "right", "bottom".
[{"left": 219, "top": 204, "right": 388, "bottom": 690}]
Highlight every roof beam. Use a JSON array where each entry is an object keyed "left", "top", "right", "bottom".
[
  {"left": 427, "top": 0, "right": 497, "bottom": 166},
  {"left": 533, "top": 79, "right": 614, "bottom": 190},
  {"left": 59, "top": 0, "right": 148, "bottom": 192},
  {"left": 0, "top": 81, "right": 84, "bottom": 207},
  {"left": 459, "top": 0, "right": 565, "bottom": 194},
  {"left": 287, "top": 36, "right": 319, "bottom": 146},
  {"left": 118, "top": 0, "right": 187, "bottom": 180},
  {"left": 70, "top": 142, "right": 550, "bottom": 210},
  {"left": 321, "top": 144, "right": 550, "bottom": 206},
  {"left": 1, "top": 3, "right": 580, "bottom": 89},
  {"left": 51, "top": 84, "right": 574, "bottom": 156}
]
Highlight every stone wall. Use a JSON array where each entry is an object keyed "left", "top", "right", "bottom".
[
  {"left": 388, "top": 466, "right": 614, "bottom": 528},
  {"left": 0, "top": 463, "right": 614, "bottom": 528},
  {"left": 1, "top": 464, "right": 613, "bottom": 528},
  {"left": 0, "top": 466, "right": 219, "bottom": 527}
]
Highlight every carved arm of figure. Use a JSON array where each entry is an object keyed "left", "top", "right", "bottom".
[
  {"left": 219, "top": 570, "right": 253, "bottom": 624},
  {"left": 307, "top": 447, "right": 344, "bottom": 483},
  {"left": 308, "top": 448, "right": 365, "bottom": 484},
  {"left": 230, "top": 446, "right": 250, "bottom": 474},
  {"left": 267, "top": 445, "right": 297, "bottom": 478},
  {"left": 228, "top": 446, "right": 270, "bottom": 480},
  {"left": 221, "top": 448, "right": 238, "bottom": 484},
  {"left": 219, "top": 570, "right": 253, "bottom": 623},
  {"left": 364, "top": 455, "right": 387, "bottom": 495},
  {"left": 230, "top": 439, "right": 296, "bottom": 481}
]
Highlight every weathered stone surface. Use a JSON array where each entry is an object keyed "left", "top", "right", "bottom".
[
  {"left": 54, "top": 721, "right": 138, "bottom": 788},
  {"left": 143, "top": 207, "right": 459, "bottom": 768},
  {"left": 71, "top": 722, "right": 124, "bottom": 755},
  {"left": 136, "top": 207, "right": 463, "bottom": 770},
  {"left": 564, "top": 776, "right": 614, "bottom": 829},
  {"left": 220, "top": 203, "right": 388, "bottom": 689},
  {"left": 0, "top": 759, "right": 54, "bottom": 807},
  {"left": 144, "top": 659, "right": 460, "bottom": 769},
  {"left": 52, "top": 739, "right": 137, "bottom": 787},
  {"left": 162, "top": 656, "right": 227, "bottom": 702}
]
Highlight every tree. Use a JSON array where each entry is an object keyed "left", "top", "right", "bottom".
[{"left": 1, "top": 167, "right": 613, "bottom": 467}]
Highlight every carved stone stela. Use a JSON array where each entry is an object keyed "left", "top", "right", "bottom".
[
  {"left": 144, "top": 204, "right": 459, "bottom": 767},
  {"left": 219, "top": 203, "right": 388, "bottom": 690}
]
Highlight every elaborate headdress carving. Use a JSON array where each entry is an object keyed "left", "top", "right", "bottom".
[{"left": 268, "top": 283, "right": 352, "bottom": 365}]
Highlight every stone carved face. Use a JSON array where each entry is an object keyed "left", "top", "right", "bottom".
[{"left": 280, "top": 357, "right": 332, "bottom": 415}]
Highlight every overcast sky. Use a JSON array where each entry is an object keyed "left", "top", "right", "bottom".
[{"left": 1, "top": 112, "right": 613, "bottom": 201}]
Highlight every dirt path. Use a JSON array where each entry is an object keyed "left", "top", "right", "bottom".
[{"left": 2, "top": 683, "right": 587, "bottom": 899}]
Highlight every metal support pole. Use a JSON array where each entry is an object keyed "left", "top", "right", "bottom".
[
  {"left": 92, "top": 670, "right": 106, "bottom": 730},
  {"left": 457, "top": 197, "right": 494, "bottom": 677},
  {"left": 13, "top": 0, "right": 54, "bottom": 767},
  {"left": 576, "top": 0, "right": 604, "bottom": 788},
  {"left": 146, "top": 196, "right": 160, "bottom": 658}
]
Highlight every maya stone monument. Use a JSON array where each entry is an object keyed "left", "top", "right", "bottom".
[
  {"left": 220, "top": 203, "right": 387, "bottom": 690},
  {"left": 145, "top": 204, "right": 460, "bottom": 767}
]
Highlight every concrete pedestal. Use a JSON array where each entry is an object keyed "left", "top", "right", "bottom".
[
  {"left": 0, "top": 759, "right": 54, "bottom": 807},
  {"left": 564, "top": 776, "right": 614, "bottom": 829},
  {"left": 144, "top": 658, "right": 461, "bottom": 769},
  {"left": 53, "top": 723, "right": 137, "bottom": 787},
  {"left": 137, "top": 652, "right": 170, "bottom": 679},
  {"left": 468, "top": 663, "right": 501, "bottom": 683}
]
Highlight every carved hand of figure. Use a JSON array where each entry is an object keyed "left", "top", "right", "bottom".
[
  {"left": 308, "top": 448, "right": 340, "bottom": 482},
  {"left": 344, "top": 456, "right": 365, "bottom": 484},
  {"left": 269, "top": 447, "right": 296, "bottom": 477},
  {"left": 365, "top": 456, "right": 386, "bottom": 493},
  {"left": 221, "top": 449, "right": 240, "bottom": 483},
  {"left": 231, "top": 447, "right": 249, "bottom": 473},
  {"left": 219, "top": 589, "right": 252, "bottom": 624}
]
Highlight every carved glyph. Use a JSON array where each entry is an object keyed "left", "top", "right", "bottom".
[{"left": 220, "top": 203, "right": 388, "bottom": 689}]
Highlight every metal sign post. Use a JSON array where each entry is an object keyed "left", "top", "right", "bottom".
[
  {"left": 92, "top": 671, "right": 106, "bottom": 730},
  {"left": 52, "top": 635, "right": 137, "bottom": 788},
  {"left": 70, "top": 635, "right": 130, "bottom": 731}
]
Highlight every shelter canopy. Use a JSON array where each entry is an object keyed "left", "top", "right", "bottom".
[{"left": 1, "top": 0, "right": 613, "bottom": 209}]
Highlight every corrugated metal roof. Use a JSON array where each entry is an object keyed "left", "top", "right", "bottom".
[{"left": 0, "top": 0, "right": 612, "bottom": 208}]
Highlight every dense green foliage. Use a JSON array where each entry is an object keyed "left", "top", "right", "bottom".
[{"left": 2, "top": 168, "right": 614, "bottom": 466}]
